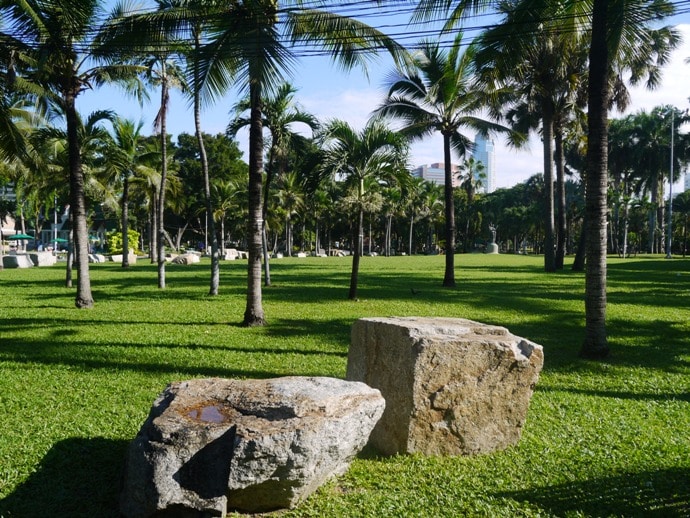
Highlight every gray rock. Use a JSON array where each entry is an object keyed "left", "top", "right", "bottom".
[
  {"left": 171, "top": 253, "right": 200, "bottom": 265},
  {"left": 2, "top": 254, "right": 33, "bottom": 268},
  {"left": 347, "top": 317, "right": 543, "bottom": 456},
  {"left": 121, "top": 376, "right": 385, "bottom": 517},
  {"left": 29, "top": 251, "right": 57, "bottom": 266}
]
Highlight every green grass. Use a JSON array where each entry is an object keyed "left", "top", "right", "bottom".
[{"left": 0, "top": 254, "right": 688, "bottom": 517}]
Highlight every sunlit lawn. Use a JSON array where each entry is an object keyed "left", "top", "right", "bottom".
[{"left": 0, "top": 253, "right": 688, "bottom": 516}]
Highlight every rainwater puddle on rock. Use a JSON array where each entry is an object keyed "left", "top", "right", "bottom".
[{"left": 186, "top": 404, "right": 227, "bottom": 423}]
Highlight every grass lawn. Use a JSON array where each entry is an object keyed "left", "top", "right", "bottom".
[{"left": 0, "top": 253, "right": 688, "bottom": 517}]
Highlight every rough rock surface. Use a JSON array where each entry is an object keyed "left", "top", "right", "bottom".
[
  {"left": 29, "top": 251, "right": 57, "bottom": 266},
  {"left": 346, "top": 317, "right": 543, "bottom": 456},
  {"left": 121, "top": 376, "right": 385, "bottom": 517},
  {"left": 2, "top": 254, "right": 33, "bottom": 268},
  {"left": 171, "top": 253, "right": 200, "bottom": 265}
]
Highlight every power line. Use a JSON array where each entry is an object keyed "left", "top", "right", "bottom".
[{"left": 2, "top": 0, "right": 688, "bottom": 59}]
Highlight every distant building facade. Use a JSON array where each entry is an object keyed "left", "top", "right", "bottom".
[
  {"left": 411, "top": 163, "right": 461, "bottom": 187},
  {"left": 471, "top": 133, "right": 496, "bottom": 194}
]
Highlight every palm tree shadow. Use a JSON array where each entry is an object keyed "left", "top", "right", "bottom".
[
  {"left": 496, "top": 468, "right": 690, "bottom": 517},
  {"left": 0, "top": 437, "right": 128, "bottom": 517}
]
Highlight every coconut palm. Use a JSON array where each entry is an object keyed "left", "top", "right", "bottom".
[
  {"left": 475, "top": 0, "right": 589, "bottom": 272},
  {"left": 581, "top": 0, "right": 678, "bottom": 357},
  {"left": 673, "top": 190, "right": 690, "bottom": 257},
  {"left": 457, "top": 156, "right": 485, "bottom": 252},
  {"left": 1, "top": 0, "right": 145, "bottom": 307},
  {"left": 228, "top": 83, "right": 318, "bottom": 284},
  {"left": 102, "top": 0, "right": 405, "bottom": 323},
  {"left": 376, "top": 34, "right": 522, "bottom": 286},
  {"left": 320, "top": 118, "right": 409, "bottom": 299},
  {"left": 103, "top": 117, "right": 151, "bottom": 268}
]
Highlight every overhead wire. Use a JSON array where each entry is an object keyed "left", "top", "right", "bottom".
[{"left": 2, "top": 0, "right": 689, "bottom": 59}]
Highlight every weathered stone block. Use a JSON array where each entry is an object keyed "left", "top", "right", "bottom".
[
  {"left": 346, "top": 317, "right": 543, "bottom": 456},
  {"left": 171, "top": 253, "right": 200, "bottom": 265},
  {"left": 121, "top": 376, "right": 385, "bottom": 517},
  {"left": 29, "top": 251, "right": 57, "bottom": 266},
  {"left": 2, "top": 254, "right": 34, "bottom": 268}
]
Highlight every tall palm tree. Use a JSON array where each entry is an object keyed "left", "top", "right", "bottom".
[
  {"left": 2, "top": 0, "right": 144, "bottom": 307},
  {"left": 275, "top": 171, "right": 305, "bottom": 256},
  {"left": 320, "top": 118, "right": 409, "bottom": 299},
  {"left": 101, "top": 0, "right": 404, "bottom": 324},
  {"left": 99, "top": 0, "right": 220, "bottom": 290},
  {"left": 403, "top": 176, "right": 427, "bottom": 255},
  {"left": 475, "top": 0, "right": 589, "bottom": 272},
  {"left": 31, "top": 109, "right": 116, "bottom": 285},
  {"left": 457, "top": 156, "right": 485, "bottom": 252},
  {"left": 104, "top": 117, "right": 149, "bottom": 268},
  {"left": 201, "top": 1, "right": 406, "bottom": 324},
  {"left": 582, "top": 0, "right": 678, "bottom": 358},
  {"left": 377, "top": 34, "right": 521, "bottom": 286},
  {"left": 673, "top": 190, "right": 690, "bottom": 257},
  {"left": 142, "top": 53, "right": 186, "bottom": 287},
  {"left": 228, "top": 83, "right": 318, "bottom": 284}
]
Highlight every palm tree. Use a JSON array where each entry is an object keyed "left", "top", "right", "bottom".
[
  {"left": 320, "top": 118, "right": 409, "bottom": 299},
  {"left": 228, "top": 83, "right": 318, "bottom": 284},
  {"left": 403, "top": 176, "right": 427, "bottom": 255},
  {"left": 2, "top": 0, "right": 144, "bottom": 307},
  {"left": 377, "top": 34, "right": 521, "bottom": 286},
  {"left": 31, "top": 109, "right": 116, "bottom": 285},
  {"left": 582, "top": 0, "right": 678, "bottom": 358},
  {"left": 673, "top": 190, "right": 690, "bottom": 257},
  {"left": 475, "top": 0, "right": 589, "bottom": 272},
  {"left": 457, "top": 157, "right": 485, "bottom": 252},
  {"left": 104, "top": 117, "right": 150, "bottom": 268},
  {"left": 200, "top": 1, "right": 406, "bottom": 325},
  {"left": 143, "top": 53, "right": 186, "bottom": 286},
  {"left": 211, "top": 177, "right": 246, "bottom": 257}
]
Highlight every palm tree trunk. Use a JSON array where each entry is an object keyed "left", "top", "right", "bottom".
[
  {"left": 683, "top": 215, "right": 687, "bottom": 257},
  {"left": 150, "top": 197, "right": 158, "bottom": 263},
  {"left": 648, "top": 177, "right": 658, "bottom": 253},
  {"left": 157, "top": 69, "right": 169, "bottom": 289},
  {"left": 122, "top": 176, "right": 130, "bottom": 268},
  {"left": 262, "top": 224, "right": 271, "bottom": 286},
  {"left": 555, "top": 127, "right": 566, "bottom": 269},
  {"left": 243, "top": 81, "right": 266, "bottom": 326},
  {"left": 409, "top": 214, "right": 414, "bottom": 255},
  {"left": 542, "top": 100, "right": 556, "bottom": 273},
  {"left": 221, "top": 217, "right": 226, "bottom": 257},
  {"left": 194, "top": 30, "right": 219, "bottom": 296},
  {"left": 349, "top": 208, "right": 363, "bottom": 300},
  {"left": 442, "top": 134, "right": 456, "bottom": 287},
  {"left": 65, "top": 213, "right": 74, "bottom": 288},
  {"left": 65, "top": 90, "right": 93, "bottom": 308},
  {"left": 581, "top": 0, "right": 609, "bottom": 358},
  {"left": 622, "top": 196, "right": 630, "bottom": 258},
  {"left": 195, "top": 104, "right": 217, "bottom": 294}
]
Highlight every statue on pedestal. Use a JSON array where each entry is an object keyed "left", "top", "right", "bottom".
[{"left": 487, "top": 223, "right": 499, "bottom": 254}]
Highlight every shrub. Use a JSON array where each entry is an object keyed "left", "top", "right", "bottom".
[{"left": 106, "top": 229, "right": 140, "bottom": 254}]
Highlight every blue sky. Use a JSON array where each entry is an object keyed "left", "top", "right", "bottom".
[{"left": 80, "top": 5, "right": 690, "bottom": 191}]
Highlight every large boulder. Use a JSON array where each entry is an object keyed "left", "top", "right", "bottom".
[
  {"left": 121, "top": 376, "right": 385, "bottom": 517},
  {"left": 346, "top": 317, "right": 543, "bottom": 456}
]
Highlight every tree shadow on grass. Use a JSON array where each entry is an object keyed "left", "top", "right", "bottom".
[
  {"left": 496, "top": 467, "right": 690, "bottom": 517},
  {"left": 0, "top": 437, "right": 128, "bottom": 517}
]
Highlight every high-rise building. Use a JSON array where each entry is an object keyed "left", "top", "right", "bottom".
[
  {"left": 471, "top": 133, "right": 496, "bottom": 193},
  {"left": 411, "top": 163, "right": 460, "bottom": 187}
]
